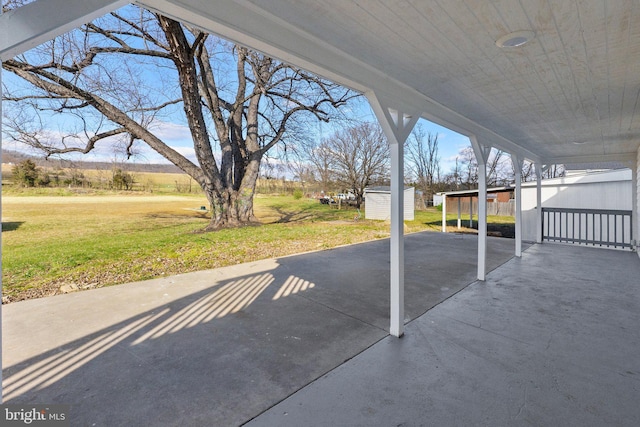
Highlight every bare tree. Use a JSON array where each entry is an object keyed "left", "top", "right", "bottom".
[
  {"left": 456, "top": 146, "right": 479, "bottom": 189},
  {"left": 286, "top": 152, "right": 320, "bottom": 194},
  {"left": 511, "top": 160, "right": 565, "bottom": 183},
  {"left": 452, "top": 146, "right": 513, "bottom": 188},
  {"left": 486, "top": 149, "right": 510, "bottom": 186},
  {"left": 307, "top": 139, "right": 336, "bottom": 194},
  {"left": 442, "top": 156, "right": 463, "bottom": 191},
  {"left": 540, "top": 164, "right": 565, "bottom": 179},
  {"left": 406, "top": 124, "right": 440, "bottom": 202},
  {"left": 325, "top": 122, "right": 389, "bottom": 208},
  {"left": 2, "top": 5, "right": 356, "bottom": 230},
  {"left": 514, "top": 159, "right": 536, "bottom": 182}
]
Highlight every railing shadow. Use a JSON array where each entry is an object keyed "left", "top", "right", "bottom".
[{"left": 2, "top": 266, "right": 320, "bottom": 407}]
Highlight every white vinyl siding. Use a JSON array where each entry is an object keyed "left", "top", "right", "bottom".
[
  {"left": 521, "top": 169, "right": 632, "bottom": 242},
  {"left": 364, "top": 187, "right": 414, "bottom": 221}
]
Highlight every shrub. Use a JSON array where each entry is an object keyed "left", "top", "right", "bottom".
[
  {"left": 12, "top": 160, "right": 41, "bottom": 187},
  {"left": 35, "top": 172, "right": 51, "bottom": 187},
  {"left": 112, "top": 168, "right": 134, "bottom": 190},
  {"left": 292, "top": 189, "right": 303, "bottom": 200}
]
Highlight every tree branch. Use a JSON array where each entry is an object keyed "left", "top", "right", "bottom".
[{"left": 3, "top": 58, "right": 206, "bottom": 182}]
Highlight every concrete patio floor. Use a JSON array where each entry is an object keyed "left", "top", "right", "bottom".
[
  {"left": 3, "top": 233, "right": 638, "bottom": 426},
  {"left": 248, "top": 243, "right": 640, "bottom": 427},
  {"left": 2, "top": 231, "right": 515, "bottom": 426}
]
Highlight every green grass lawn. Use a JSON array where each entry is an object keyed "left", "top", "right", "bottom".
[{"left": 1, "top": 190, "right": 512, "bottom": 302}]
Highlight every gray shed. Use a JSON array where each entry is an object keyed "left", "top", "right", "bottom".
[{"left": 364, "top": 186, "right": 415, "bottom": 221}]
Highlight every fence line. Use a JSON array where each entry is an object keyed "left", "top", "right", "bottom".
[
  {"left": 542, "top": 207, "right": 633, "bottom": 250},
  {"left": 445, "top": 200, "right": 515, "bottom": 217}
]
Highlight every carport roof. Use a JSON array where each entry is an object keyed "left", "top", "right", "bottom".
[
  {"left": 439, "top": 187, "right": 514, "bottom": 198},
  {"left": 2, "top": 0, "right": 639, "bottom": 166},
  {"left": 365, "top": 186, "right": 413, "bottom": 193}
]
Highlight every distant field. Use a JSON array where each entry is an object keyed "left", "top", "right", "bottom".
[
  {"left": 2, "top": 162, "right": 199, "bottom": 194},
  {"left": 2, "top": 163, "right": 302, "bottom": 195},
  {"left": 85, "top": 169, "right": 196, "bottom": 193},
  {"left": 2, "top": 167, "right": 514, "bottom": 302},
  {"left": 4, "top": 191, "right": 489, "bottom": 303}
]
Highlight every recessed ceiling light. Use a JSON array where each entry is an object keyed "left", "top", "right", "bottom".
[
  {"left": 496, "top": 31, "right": 535, "bottom": 48},
  {"left": 572, "top": 141, "right": 587, "bottom": 145}
]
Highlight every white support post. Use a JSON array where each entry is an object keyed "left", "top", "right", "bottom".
[
  {"left": 535, "top": 164, "right": 543, "bottom": 244},
  {"left": 389, "top": 140, "right": 404, "bottom": 336},
  {"left": 469, "top": 196, "right": 473, "bottom": 228},
  {"left": 457, "top": 197, "right": 461, "bottom": 229},
  {"left": 470, "top": 136, "right": 490, "bottom": 281},
  {"left": 631, "top": 160, "right": 638, "bottom": 252},
  {"left": 512, "top": 155, "right": 524, "bottom": 257},
  {"left": 1, "top": 52, "right": 4, "bottom": 405},
  {"left": 622, "top": 157, "right": 638, "bottom": 253},
  {"left": 366, "top": 92, "right": 419, "bottom": 338},
  {"left": 442, "top": 194, "right": 447, "bottom": 233}
]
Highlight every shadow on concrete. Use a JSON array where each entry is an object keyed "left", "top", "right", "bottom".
[{"left": 2, "top": 232, "right": 518, "bottom": 426}]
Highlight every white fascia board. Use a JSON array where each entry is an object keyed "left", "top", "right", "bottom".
[
  {"left": 0, "top": 0, "right": 129, "bottom": 61},
  {"left": 547, "top": 152, "right": 638, "bottom": 165},
  {"left": 137, "top": 0, "right": 540, "bottom": 163},
  {"left": 521, "top": 168, "right": 632, "bottom": 187},
  {"left": 441, "top": 187, "right": 512, "bottom": 196}
]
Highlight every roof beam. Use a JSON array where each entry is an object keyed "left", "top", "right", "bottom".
[{"left": 547, "top": 152, "right": 637, "bottom": 165}]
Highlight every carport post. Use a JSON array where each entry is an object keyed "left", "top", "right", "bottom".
[
  {"left": 469, "top": 196, "right": 473, "bottom": 228},
  {"left": 470, "top": 136, "right": 491, "bottom": 281},
  {"left": 512, "top": 154, "right": 524, "bottom": 257},
  {"left": 442, "top": 194, "right": 447, "bottom": 232},
  {"left": 366, "top": 92, "right": 419, "bottom": 337},
  {"left": 457, "top": 197, "right": 462, "bottom": 229}
]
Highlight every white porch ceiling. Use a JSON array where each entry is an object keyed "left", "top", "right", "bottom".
[
  {"left": 3, "top": 0, "right": 640, "bottom": 164},
  {"left": 136, "top": 0, "right": 640, "bottom": 164}
]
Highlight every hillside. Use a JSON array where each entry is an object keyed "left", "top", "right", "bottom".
[{"left": 2, "top": 149, "right": 183, "bottom": 174}]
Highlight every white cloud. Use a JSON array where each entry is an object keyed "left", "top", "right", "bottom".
[
  {"left": 147, "top": 120, "right": 192, "bottom": 143},
  {"left": 171, "top": 146, "right": 198, "bottom": 162},
  {"left": 4, "top": 120, "right": 202, "bottom": 165}
]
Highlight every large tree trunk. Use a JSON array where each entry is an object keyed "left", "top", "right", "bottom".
[
  {"left": 201, "top": 158, "right": 261, "bottom": 231},
  {"left": 202, "top": 189, "right": 255, "bottom": 231}
]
